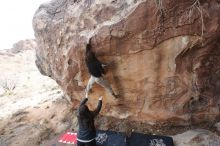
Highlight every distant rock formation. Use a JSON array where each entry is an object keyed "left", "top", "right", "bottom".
[
  {"left": 33, "top": 0, "right": 220, "bottom": 125},
  {"left": 0, "top": 39, "right": 36, "bottom": 55},
  {"left": 11, "top": 39, "right": 36, "bottom": 53}
]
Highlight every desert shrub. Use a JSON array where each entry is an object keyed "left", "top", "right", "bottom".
[{"left": 0, "top": 77, "right": 17, "bottom": 95}]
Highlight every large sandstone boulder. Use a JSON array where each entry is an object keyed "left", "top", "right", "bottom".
[{"left": 33, "top": 0, "right": 220, "bottom": 124}]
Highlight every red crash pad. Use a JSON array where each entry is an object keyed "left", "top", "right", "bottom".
[{"left": 58, "top": 132, "right": 77, "bottom": 145}]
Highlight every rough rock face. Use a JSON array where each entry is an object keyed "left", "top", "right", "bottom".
[
  {"left": 33, "top": 0, "right": 220, "bottom": 124},
  {"left": 173, "top": 129, "right": 220, "bottom": 146}
]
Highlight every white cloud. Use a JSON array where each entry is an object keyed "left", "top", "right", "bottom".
[{"left": 0, "top": 0, "right": 49, "bottom": 49}]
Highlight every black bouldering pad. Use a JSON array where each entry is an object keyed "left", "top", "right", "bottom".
[
  {"left": 127, "top": 132, "right": 174, "bottom": 146},
  {"left": 45, "top": 130, "right": 174, "bottom": 146},
  {"left": 96, "top": 130, "right": 126, "bottom": 146}
]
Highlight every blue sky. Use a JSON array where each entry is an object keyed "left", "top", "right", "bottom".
[{"left": 0, "top": 0, "right": 48, "bottom": 49}]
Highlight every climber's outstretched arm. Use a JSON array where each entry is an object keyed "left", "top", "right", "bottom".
[
  {"left": 92, "top": 96, "right": 102, "bottom": 117},
  {"left": 79, "top": 97, "right": 88, "bottom": 107}
]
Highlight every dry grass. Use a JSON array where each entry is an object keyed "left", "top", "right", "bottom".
[
  {"left": 150, "top": 0, "right": 205, "bottom": 38},
  {"left": 188, "top": 0, "right": 205, "bottom": 38},
  {"left": 0, "top": 77, "right": 16, "bottom": 95},
  {"left": 154, "top": 0, "right": 165, "bottom": 28}
]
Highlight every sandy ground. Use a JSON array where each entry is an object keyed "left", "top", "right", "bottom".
[
  {"left": 1, "top": 50, "right": 57, "bottom": 115},
  {"left": 0, "top": 49, "right": 76, "bottom": 146},
  {"left": 0, "top": 49, "right": 64, "bottom": 118}
]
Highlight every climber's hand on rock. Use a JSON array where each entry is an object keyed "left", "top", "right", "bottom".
[
  {"left": 99, "top": 96, "right": 103, "bottom": 101},
  {"left": 102, "top": 64, "right": 107, "bottom": 68}
]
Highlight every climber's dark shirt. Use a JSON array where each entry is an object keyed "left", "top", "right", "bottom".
[
  {"left": 77, "top": 98, "right": 102, "bottom": 141},
  {"left": 85, "top": 52, "right": 105, "bottom": 77}
]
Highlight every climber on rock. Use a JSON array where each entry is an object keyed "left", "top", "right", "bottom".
[
  {"left": 77, "top": 96, "right": 102, "bottom": 146},
  {"left": 85, "top": 38, "right": 118, "bottom": 99}
]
